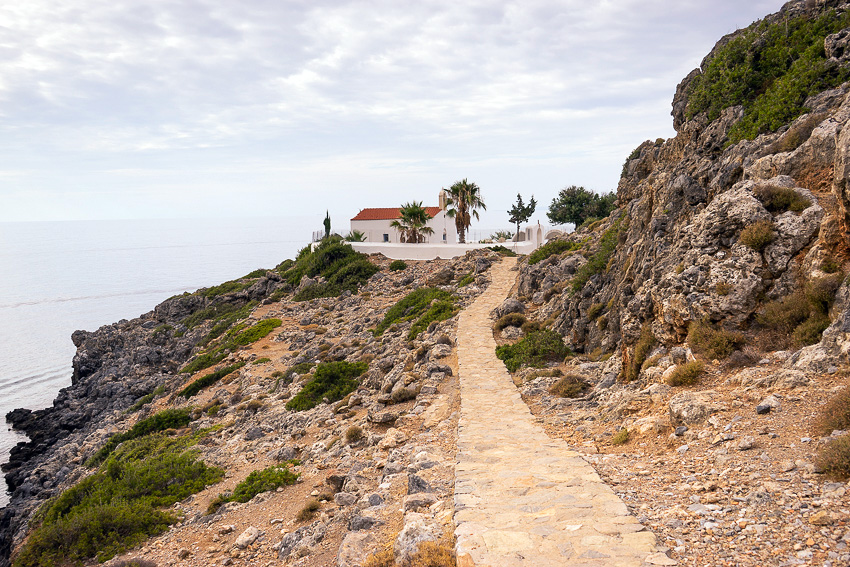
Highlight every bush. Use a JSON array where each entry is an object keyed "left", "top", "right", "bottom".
[
  {"left": 767, "top": 112, "right": 827, "bottom": 153},
  {"left": 281, "top": 238, "right": 376, "bottom": 300},
  {"left": 528, "top": 239, "right": 580, "bottom": 265},
  {"left": 487, "top": 245, "right": 517, "bottom": 257},
  {"left": 390, "top": 387, "right": 419, "bottom": 404},
  {"left": 272, "top": 362, "right": 314, "bottom": 392},
  {"left": 374, "top": 288, "right": 456, "bottom": 340},
  {"left": 208, "top": 464, "right": 299, "bottom": 514},
  {"left": 180, "top": 318, "right": 281, "bottom": 375},
  {"left": 685, "top": 9, "right": 850, "bottom": 143},
  {"left": 18, "top": 434, "right": 222, "bottom": 567},
  {"left": 623, "top": 324, "right": 655, "bottom": 382},
  {"left": 521, "top": 320, "right": 542, "bottom": 334},
  {"left": 687, "top": 320, "right": 745, "bottom": 360},
  {"left": 816, "top": 435, "right": 850, "bottom": 480},
  {"left": 296, "top": 499, "right": 320, "bottom": 522},
  {"left": 571, "top": 218, "right": 623, "bottom": 293},
  {"left": 739, "top": 220, "right": 775, "bottom": 251},
  {"left": 495, "top": 330, "right": 570, "bottom": 373},
  {"left": 345, "top": 426, "right": 364, "bottom": 444},
  {"left": 611, "top": 428, "right": 629, "bottom": 446},
  {"left": 457, "top": 273, "right": 475, "bottom": 287},
  {"left": 180, "top": 362, "right": 246, "bottom": 398},
  {"left": 754, "top": 185, "right": 811, "bottom": 213},
  {"left": 87, "top": 409, "right": 193, "bottom": 467},
  {"left": 389, "top": 260, "right": 407, "bottom": 271},
  {"left": 549, "top": 375, "right": 589, "bottom": 398},
  {"left": 286, "top": 361, "right": 368, "bottom": 412},
  {"left": 758, "top": 275, "right": 842, "bottom": 348},
  {"left": 587, "top": 303, "right": 605, "bottom": 320},
  {"left": 815, "top": 384, "right": 850, "bottom": 436},
  {"left": 666, "top": 360, "right": 705, "bottom": 386},
  {"left": 546, "top": 185, "right": 616, "bottom": 227},
  {"left": 495, "top": 313, "right": 527, "bottom": 331}
]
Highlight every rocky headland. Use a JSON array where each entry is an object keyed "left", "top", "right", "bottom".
[{"left": 4, "top": 1, "right": 850, "bottom": 566}]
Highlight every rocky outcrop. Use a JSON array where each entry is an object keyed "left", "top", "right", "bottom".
[
  {"left": 516, "top": 5, "right": 850, "bottom": 370},
  {"left": 0, "top": 251, "right": 494, "bottom": 567}
]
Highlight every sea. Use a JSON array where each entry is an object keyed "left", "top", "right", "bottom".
[{"left": 0, "top": 217, "right": 316, "bottom": 508}]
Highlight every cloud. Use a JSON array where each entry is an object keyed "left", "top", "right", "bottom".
[{"left": 0, "top": 0, "right": 785, "bottom": 221}]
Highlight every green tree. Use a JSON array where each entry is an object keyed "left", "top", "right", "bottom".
[
  {"left": 547, "top": 186, "right": 615, "bottom": 227},
  {"left": 344, "top": 230, "right": 366, "bottom": 242},
  {"left": 507, "top": 193, "right": 537, "bottom": 241},
  {"left": 390, "top": 201, "right": 434, "bottom": 243},
  {"left": 323, "top": 211, "right": 331, "bottom": 238},
  {"left": 446, "top": 178, "right": 486, "bottom": 244}
]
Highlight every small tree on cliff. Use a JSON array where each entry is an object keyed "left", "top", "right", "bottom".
[
  {"left": 507, "top": 193, "right": 537, "bottom": 241},
  {"left": 547, "top": 186, "right": 615, "bottom": 228}
]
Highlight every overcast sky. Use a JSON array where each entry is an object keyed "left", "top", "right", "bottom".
[{"left": 0, "top": 0, "right": 784, "bottom": 226}]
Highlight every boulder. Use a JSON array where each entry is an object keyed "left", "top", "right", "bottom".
[
  {"left": 394, "top": 513, "right": 443, "bottom": 564},
  {"left": 491, "top": 298, "right": 526, "bottom": 320},
  {"left": 669, "top": 391, "right": 720, "bottom": 425}
]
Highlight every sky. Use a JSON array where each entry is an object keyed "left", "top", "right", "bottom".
[{"left": 0, "top": 0, "right": 785, "bottom": 228}]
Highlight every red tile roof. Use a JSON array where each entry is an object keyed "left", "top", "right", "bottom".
[{"left": 351, "top": 207, "right": 441, "bottom": 221}]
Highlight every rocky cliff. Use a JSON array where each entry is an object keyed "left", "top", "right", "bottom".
[
  {"left": 518, "top": 0, "right": 850, "bottom": 376},
  {"left": 0, "top": 249, "right": 496, "bottom": 567}
]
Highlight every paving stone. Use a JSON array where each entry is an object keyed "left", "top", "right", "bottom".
[{"left": 453, "top": 258, "right": 672, "bottom": 566}]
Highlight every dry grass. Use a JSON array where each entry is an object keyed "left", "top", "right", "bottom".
[
  {"left": 495, "top": 313, "right": 527, "bottom": 331},
  {"left": 814, "top": 384, "right": 850, "bottom": 436},
  {"left": 611, "top": 428, "right": 629, "bottom": 446},
  {"left": 296, "top": 499, "right": 320, "bottom": 522},
  {"left": 666, "top": 360, "right": 705, "bottom": 386},
  {"left": 739, "top": 220, "right": 775, "bottom": 251},
  {"left": 688, "top": 320, "right": 745, "bottom": 360},
  {"left": 816, "top": 436, "right": 850, "bottom": 480},
  {"left": 548, "top": 375, "right": 590, "bottom": 398}
]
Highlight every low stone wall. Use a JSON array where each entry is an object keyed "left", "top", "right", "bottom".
[{"left": 350, "top": 241, "right": 539, "bottom": 260}]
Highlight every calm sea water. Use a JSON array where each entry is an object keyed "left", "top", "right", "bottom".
[{"left": 0, "top": 217, "right": 315, "bottom": 508}]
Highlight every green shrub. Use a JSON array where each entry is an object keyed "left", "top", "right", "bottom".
[
  {"left": 758, "top": 275, "right": 841, "bottom": 347},
  {"left": 457, "top": 273, "right": 475, "bottom": 287},
  {"left": 286, "top": 361, "right": 368, "bottom": 412},
  {"left": 207, "top": 464, "right": 299, "bottom": 514},
  {"left": 816, "top": 435, "right": 850, "bottom": 480},
  {"left": 611, "top": 428, "right": 629, "bottom": 446},
  {"left": 548, "top": 375, "right": 589, "bottom": 398},
  {"left": 754, "top": 185, "right": 811, "bottom": 213},
  {"left": 183, "top": 301, "right": 256, "bottom": 333},
  {"left": 180, "top": 362, "right": 246, "bottom": 398},
  {"left": 623, "top": 323, "right": 655, "bottom": 382},
  {"left": 495, "top": 330, "right": 571, "bottom": 373},
  {"left": 666, "top": 360, "right": 705, "bottom": 386},
  {"left": 495, "top": 313, "right": 527, "bottom": 331},
  {"left": 253, "top": 357, "right": 271, "bottom": 364},
  {"left": 242, "top": 268, "right": 268, "bottom": 279},
  {"left": 685, "top": 9, "right": 850, "bottom": 143},
  {"left": 739, "top": 220, "right": 775, "bottom": 251},
  {"left": 528, "top": 240, "right": 580, "bottom": 265},
  {"left": 487, "top": 245, "right": 518, "bottom": 257},
  {"left": 87, "top": 409, "right": 193, "bottom": 467},
  {"left": 200, "top": 280, "right": 248, "bottom": 298},
  {"left": 18, "top": 434, "right": 222, "bottom": 567},
  {"left": 389, "top": 260, "right": 408, "bottom": 271},
  {"left": 180, "top": 318, "right": 281, "bottom": 374},
  {"left": 374, "top": 288, "right": 456, "bottom": 339},
  {"left": 687, "top": 320, "right": 745, "bottom": 360},
  {"left": 571, "top": 218, "right": 623, "bottom": 293}
]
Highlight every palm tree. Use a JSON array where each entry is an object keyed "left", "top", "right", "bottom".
[
  {"left": 390, "top": 201, "right": 434, "bottom": 243},
  {"left": 344, "top": 230, "right": 366, "bottom": 242},
  {"left": 446, "top": 179, "right": 486, "bottom": 243}
]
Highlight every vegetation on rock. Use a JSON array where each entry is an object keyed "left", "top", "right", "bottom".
[
  {"left": 685, "top": 9, "right": 850, "bottom": 142},
  {"left": 546, "top": 185, "right": 616, "bottom": 227},
  {"left": 180, "top": 362, "right": 246, "bottom": 398},
  {"left": 374, "top": 287, "right": 457, "bottom": 340},
  {"left": 496, "top": 330, "right": 570, "bottom": 373},
  {"left": 87, "top": 409, "right": 193, "bottom": 467},
  {"left": 286, "top": 361, "right": 368, "bottom": 411},
  {"left": 207, "top": 463, "right": 299, "bottom": 514},
  {"left": 528, "top": 239, "right": 581, "bottom": 265}
]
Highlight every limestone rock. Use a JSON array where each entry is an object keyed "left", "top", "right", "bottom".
[
  {"left": 669, "top": 391, "right": 720, "bottom": 425},
  {"left": 234, "top": 526, "right": 259, "bottom": 549},
  {"left": 394, "top": 513, "right": 442, "bottom": 564}
]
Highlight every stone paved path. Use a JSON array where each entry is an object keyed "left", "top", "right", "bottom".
[{"left": 454, "top": 257, "right": 675, "bottom": 567}]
